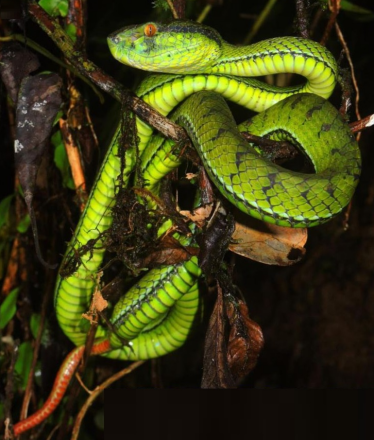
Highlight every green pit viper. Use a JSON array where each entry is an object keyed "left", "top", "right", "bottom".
[{"left": 14, "top": 20, "right": 361, "bottom": 434}]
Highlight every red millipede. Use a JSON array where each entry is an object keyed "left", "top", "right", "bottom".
[{"left": 13, "top": 339, "right": 110, "bottom": 435}]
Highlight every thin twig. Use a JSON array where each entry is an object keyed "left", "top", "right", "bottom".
[
  {"left": 334, "top": 22, "right": 362, "bottom": 139},
  {"left": 349, "top": 114, "right": 374, "bottom": 133},
  {"left": 70, "top": 360, "right": 146, "bottom": 440},
  {"left": 320, "top": 0, "right": 341, "bottom": 45},
  {"left": 59, "top": 118, "right": 88, "bottom": 210},
  {"left": 19, "top": 267, "right": 56, "bottom": 424},
  {"left": 4, "top": 341, "right": 19, "bottom": 440},
  {"left": 196, "top": 4, "right": 212, "bottom": 23},
  {"left": 67, "top": 0, "right": 86, "bottom": 51},
  {"left": 165, "top": 0, "right": 179, "bottom": 19},
  {"left": 243, "top": 0, "right": 278, "bottom": 44},
  {"left": 241, "top": 132, "right": 298, "bottom": 162},
  {"left": 1, "top": 235, "right": 26, "bottom": 296},
  {"left": 74, "top": 372, "right": 92, "bottom": 394}
]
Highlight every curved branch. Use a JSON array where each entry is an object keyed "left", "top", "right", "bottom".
[
  {"left": 71, "top": 360, "right": 145, "bottom": 440},
  {"left": 27, "top": 1, "right": 188, "bottom": 144}
]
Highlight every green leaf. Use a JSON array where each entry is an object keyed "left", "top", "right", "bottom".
[
  {"left": 94, "top": 409, "right": 104, "bottom": 430},
  {"left": 320, "top": 0, "right": 374, "bottom": 20},
  {"left": 15, "top": 341, "right": 34, "bottom": 390},
  {"left": 152, "top": 0, "right": 170, "bottom": 11},
  {"left": 340, "top": 0, "right": 374, "bottom": 16},
  {"left": 0, "top": 287, "right": 20, "bottom": 330},
  {"left": 31, "top": 313, "right": 52, "bottom": 345},
  {"left": 30, "top": 313, "right": 42, "bottom": 339},
  {"left": 65, "top": 23, "right": 77, "bottom": 43},
  {"left": 38, "top": 0, "right": 68, "bottom": 17},
  {"left": 17, "top": 214, "right": 31, "bottom": 233},
  {"left": 52, "top": 130, "right": 75, "bottom": 190},
  {"left": 53, "top": 110, "right": 64, "bottom": 126},
  {"left": 0, "top": 195, "right": 13, "bottom": 229},
  {"left": 0, "top": 401, "right": 4, "bottom": 422}
]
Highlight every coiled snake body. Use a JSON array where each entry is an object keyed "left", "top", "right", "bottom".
[{"left": 14, "top": 21, "right": 361, "bottom": 434}]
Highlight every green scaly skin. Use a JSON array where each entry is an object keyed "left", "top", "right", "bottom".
[
  {"left": 142, "top": 92, "right": 360, "bottom": 227},
  {"left": 55, "top": 21, "right": 361, "bottom": 360}
]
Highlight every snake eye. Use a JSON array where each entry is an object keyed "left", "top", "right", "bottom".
[{"left": 144, "top": 23, "right": 157, "bottom": 37}]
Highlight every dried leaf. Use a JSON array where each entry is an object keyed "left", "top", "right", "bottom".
[
  {"left": 141, "top": 246, "right": 199, "bottom": 267},
  {"left": 230, "top": 211, "right": 307, "bottom": 266},
  {"left": 15, "top": 73, "right": 63, "bottom": 181},
  {"left": 201, "top": 286, "right": 236, "bottom": 389},
  {"left": 140, "top": 235, "right": 199, "bottom": 268},
  {"left": 179, "top": 203, "right": 213, "bottom": 227},
  {"left": 92, "top": 290, "right": 108, "bottom": 313},
  {"left": 82, "top": 291, "right": 108, "bottom": 324},
  {"left": 226, "top": 299, "right": 264, "bottom": 381},
  {"left": 197, "top": 211, "right": 235, "bottom": 276},
  {"left": 82, "top": 273, "right": 107, "bottom": 324},
  {"left": 15, "top": 72, "right": 63, "bottom": 268},
  {"left": 0, "top": 42, "right": 40, "bottom": 104}
]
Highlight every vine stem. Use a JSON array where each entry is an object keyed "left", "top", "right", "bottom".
[
  {"left": 70, "top": 360, "right": 146, "bottom": 439},
  {"left": 18, "top": 267, "right": 55, "bottom": 427}
]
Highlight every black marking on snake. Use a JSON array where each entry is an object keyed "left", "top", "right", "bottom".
[
  {"left": 215, "top": 171, "right": 325, "bottom": 227},
  {"left": 268, "top": 172, "right": 278, "bottom": 186},
  {"left": 161, "top": 21, "right": 222, "bottom": 47},
  {"left": 306, "top": 103, "right": 324, "bottom": 119},
  {"left": 263, "top": 186, "right": 273, "bottom": 196},
  {"left": 325, "top": 185, "right": 335, "bottom": 197},
  {"left": 211, "top": 127, "right": 228, "bottom": 141},
  {"left": 321, "top": 123, "right": 332, "bottom": 132},
  {"left": 235, "top": 151, "right": 247, "bottom": 168},
  {"left": 290, "top": 94, "right": 304, "bottom": 109},
  {"left": 201, "top": 107, "right": 223, "bottom": 120}
]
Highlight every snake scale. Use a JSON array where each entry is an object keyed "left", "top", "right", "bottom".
[{"left": 14, "top": 20, "right": 361, "bottom": 434}]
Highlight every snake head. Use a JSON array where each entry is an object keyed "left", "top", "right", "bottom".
[{"left": 108, "top": 20, "right": 223, "bottom": 73}]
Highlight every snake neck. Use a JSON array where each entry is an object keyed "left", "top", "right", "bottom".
[{"left": 206, "top": 38, "right": 338, "bottom": 98}]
